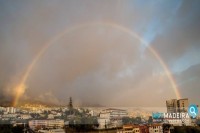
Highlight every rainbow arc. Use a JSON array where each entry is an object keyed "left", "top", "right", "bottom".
[{"left": 12, "top": 22, "right": 181, "bottom": 107}]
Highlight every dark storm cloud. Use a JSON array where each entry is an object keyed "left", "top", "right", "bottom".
[{"left": 150, "top": 0, "right": 200, "bottom": 65}]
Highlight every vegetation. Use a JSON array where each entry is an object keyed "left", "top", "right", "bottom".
[
  {"left": 148, "top": 116, "right": 153, "bottom": 124},
  {"left": 171, "top": 126, "right": 200, "bottom": 133},
  {"left": 64, "top": 98, "right": 99, "bottom": 131},
  {"left": 0, "top": 124, "right": 24, "bottom": 133},
  {"left": 122, "top": 116, "right": 142, "bottom": 124},
  {"left": 196, "top": 119, "right": 200, "bottom": 126},
  {"left": 0, "top": 124, "right": 12, "bottom": 133},
  {"left": 68, "top": 116, "right": 99, "bottom": 131}
]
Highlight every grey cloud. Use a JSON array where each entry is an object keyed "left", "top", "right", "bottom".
[
  {"left": 174, "top": 63, "right": 200, "bottom": 106},
  {"left": 0, "top": 0, "right": 199, "bottom": 107},
  {"left": 150, "top": 0, "right": 200, "bottom": 64}
]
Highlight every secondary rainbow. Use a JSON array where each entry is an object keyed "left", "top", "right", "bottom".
[{"left": 12, "top": 22, "right": 181, "bottom": 106}]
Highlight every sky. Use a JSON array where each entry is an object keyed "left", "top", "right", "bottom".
[{"left": 0, "top": 0, "right": 200, "bottom": 107}]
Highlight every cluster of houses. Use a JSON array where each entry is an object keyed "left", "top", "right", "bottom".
[
  {"left": 117, "top": 124, "right": 169, "bottom": 133},
  {"left": 0, "top": 103, "right": 199, "bottom": 133}
]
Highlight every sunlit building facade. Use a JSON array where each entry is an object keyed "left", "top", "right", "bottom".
[
  {"left": 29, "top": 119, "right": 64, "bottom": 130},
  {"left": 166, "top": 98, "right": 189, "bottom": 113},
  {"left": 98, "top": 108, "right": 127, "bottom": 129}
]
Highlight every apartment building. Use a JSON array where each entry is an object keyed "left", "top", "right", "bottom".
[{"left": 29, "top": 119, "right": 64, "bottom": 130}]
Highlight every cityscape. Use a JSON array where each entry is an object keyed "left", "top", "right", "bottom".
[
  {"left": 0, "top": 97, "right": 199, "bottom": 132},
  {"left": 1, "top": 0, "right": 200, "bottom": 133}
]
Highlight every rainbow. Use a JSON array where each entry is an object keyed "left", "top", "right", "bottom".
[{"left": 12, "top": 22, "right": 181, "bottom": 106}]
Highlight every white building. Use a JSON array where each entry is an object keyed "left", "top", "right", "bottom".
[
  {"left": 2, "top": 114, "right": 17, "bottom": 119},
  {"left": 149, "top": 124, "right": 163, "bottom": 133},
  {"left": 48, "top": 114, "right": 55, "bottom": 119},
  {"left": 6, "top": 107, "right": 16, "bottom": 114},
  {"left": 38, "top": 129, "right": 65, "bottom": 133},
  {"left": 29, "top": 119, "right": 64, "bottom": 130},
  {"left": 133, "top": 127, "right": 140, "bottom": 133},
  {"left": 89, "top": 110, "right": 98, "bottom": 116},
  {"left": 102, "top": 108, "right": 128, "bottom": 118},
  {"left": 0, "top": 107, "right": 6, "bottom": 112},
  {"left": 19, "top": 114, "right": 32, "bottom": 119},
  {"left": 98, "top": 112, "right": 111, "bottom": 129},
  {"left": 98, "top": 108, "right": 127, "bottom": 129}
]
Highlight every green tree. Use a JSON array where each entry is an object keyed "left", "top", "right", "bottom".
[
  {"left": 122, "top": 117, "right": 132, "bottom": 124},
  {"left": 148, "top": 116, "right": 153, "bottom": 124},
  {"left": 11, "top": 125, "right": 24, "bottom": 133},
  {"left": 69, "top": 116, "right": 99, "bottom": 131},
  {"left": 0, "top": 124, "right": 12, "bottom": 133},
  {"left": 122, "top": 116, "right": 142, "bottom": 124},
  {"left": 134, "top": 117, "right": 142, "bottom": 124}
]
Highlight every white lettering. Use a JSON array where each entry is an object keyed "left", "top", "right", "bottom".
[
  {"left": 182, "top": 113, "right": 185, "bottom": 118},
  {"left": 163, "top": 113, "right": 190, "bottom": 119},
  {"left": 164, "top": 113, "right": 168, "bottom": 118},
  {"left": 173, "top": 113, "right": 176, "bottom": 118},
  {"left": 177, "top": 113, "right": 179, "bottom": 119},
  {"left": 186, "top": 113, "right": 189, "bottom": 119},
  {"left": 169, "top": 113, "right": 172, "bottom": 118}
]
